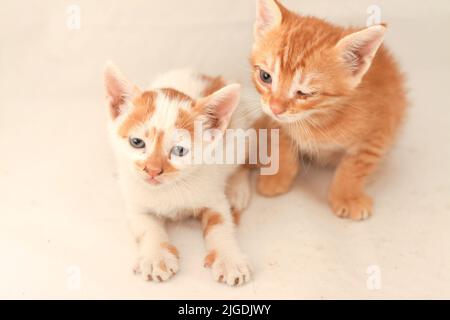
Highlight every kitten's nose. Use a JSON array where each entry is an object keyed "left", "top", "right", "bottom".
[
  {"left": 144, "top": 167, "right": 163, "bottom": 178},
  {"left": 269, "top": 98, "right": 286, "bottom": 115}
]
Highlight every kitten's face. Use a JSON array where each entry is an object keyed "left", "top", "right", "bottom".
[
  {"left": 251, "top": 35, "right": 345, "bottom": 123},
  {"left": 114, "top": 90, "right": 198, "bottom": 186},
  {"left": 252, "top": 0, "right": 386, "bottom": 123},
  {"left": 104, "top": 64, "right": 240, "bottom": 188}
]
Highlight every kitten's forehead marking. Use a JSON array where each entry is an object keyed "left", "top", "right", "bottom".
[
  {"left": 118, "top": 88, "right": 195, "bottom": 139},
  {"left": 118, "top": 91, "right": 156, "bottom": 138},
  {"left": 150, "top": 89, "right": 193, "bottom": 132},
  {"left": 200, "top": 75, "right": 226, "bottom": 97},
  {"left": 148, "top": 130, "right": 165, "bottom": 154}
]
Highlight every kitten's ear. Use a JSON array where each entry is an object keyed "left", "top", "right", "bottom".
[
  {"left": 196, "top": 84, "right": 241, "bottom": 132},
  {"left": 335, "top": 25, "right": 386, "bottom": 88},
  {"left": 254, "top": 0, "right": 283, "bottom": 39},
  {"left": 104, "top": 61, "right": 138, "bottom": 119}
]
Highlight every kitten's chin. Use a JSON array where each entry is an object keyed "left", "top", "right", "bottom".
[
  {"left": 131, "top": 172, "right": 166, "bottom": 188},
  {"left": 141, "top": 173, "right": 182, "bottom": 189},
  {"left": 261, "top": 102, "right": 302, "bottom": 124},
  {"left": 146, "top": 177, "right": 162, "bottom": 186},
  {"left": 263, "top": 110, "right": 307, "bottom": 124},
  {"left": 262, "top": 106, "right": 317, "bottom": 124},
  {"left": 276, "top": 113, "right": 309, "bottom": 123}
]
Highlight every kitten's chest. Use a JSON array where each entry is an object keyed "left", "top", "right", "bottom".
[{"left": 119, "top": 171, "right": 225, "bottom": 220}]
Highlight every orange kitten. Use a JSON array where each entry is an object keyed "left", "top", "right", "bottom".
[{"left": 251, "top": 0, "right": 407, "bottom": 220}]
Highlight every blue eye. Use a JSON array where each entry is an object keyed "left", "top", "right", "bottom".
[
  {"left": 129, "top": 137, "right": 145, "bottom": 149},
  {"left": 171, "top": 146, "right": 189, "bottom": 157},
  {"left": 259, "top": 69, "right": 272, "bottom": 84}
]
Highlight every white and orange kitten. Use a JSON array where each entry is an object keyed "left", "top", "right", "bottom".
[{"left": 104, "top": 63, "right": 260, "bottom": 286}]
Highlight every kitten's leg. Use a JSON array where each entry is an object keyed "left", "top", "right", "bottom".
[
  {"left": 257, "top": 129, "right": 299, "bottom": 197},
  {"left": 201, "top": 206, "right": 251, "bottom": 286},
  {"left": 329, "top": 144, "right": 386, "bottom": 221},
  {"left": 127, "top": 207, "right": 179, "bottom": 282},
  {"left": 226, "top": 166, "right": 251, "bottom": 224}
]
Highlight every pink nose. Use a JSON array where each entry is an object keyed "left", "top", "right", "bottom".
[
  {"left": 144, "top": 167, "right": 163, "bottom": 178},
  {"left": 270, "top": 104, "right": 285, "bottom": 115}
]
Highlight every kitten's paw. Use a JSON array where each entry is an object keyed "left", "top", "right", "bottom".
[
  {"left": 257, "top": 174, "right": 293, "bottom": 197},
  {"left": 134, "top": 242, "right": 180, "bottom": 282},
  {"left": 330, "top": 193, "right": 373, "bottom": 221},
  {"left": 204, "top": 250, "right": 252, "bottom": 287}
]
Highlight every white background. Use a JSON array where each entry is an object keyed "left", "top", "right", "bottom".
[{"left": 1, "top": 0, "right": 450, "bottom": 299}]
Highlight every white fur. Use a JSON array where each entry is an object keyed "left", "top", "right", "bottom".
[
  {"left": 335, "top": 25, "right": 386, "bottom": 88},
  {"left": 226, "top": 167, "right": 252, "bottom": 212},
  {"left": 150, "top": 69, "right": 208, "bottom": 100},
  {"left": 106, "top": 67, "right": 259, "bottom": 286}
]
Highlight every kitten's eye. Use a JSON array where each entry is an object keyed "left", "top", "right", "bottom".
[
  {"left": 259, "top": 69, "right": 272, "bottom": 84},
  {"left": 129, "top": 137, "right": 145, "bottom": 149},
  {"left": 171, "top": 146, "right": 189, "bottom": 158}
]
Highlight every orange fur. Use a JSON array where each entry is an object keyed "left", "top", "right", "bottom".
[
  {"left": 251, "top": 0, "right": 407, "bottom": 220},
  {"left": 231, "top": 208, "right": 241, "bottom": 226},
  {"left": 144, "top": 127, "right": 156, "bottom": 140},
  {"left": 134, "top": 131, "right": 178, "bottom": 175},
  {"left": 201, "top": 210, "right": 224, "bottom": 237},
  {"left": 119, "top": 92, "right": 155, "bottom": 138},
  {"left": 204, "top": 250, "right": 217, "bottom": 268},
  {"left": 159, "top": 261, "right": 168, "bottom": 273},
  {"left": 161, "top": 242, "right": 180, "bottom": 259},
  {"left": 201, "top": 75, "right": 226, "bottom": 96},
  {"left": 159, "top": 87, "right": 193, "bottom": 103},
  {"left": 175, "top": 108, "right": 198, "bottom": 134},
  {"left": 253, "top": 116, "right": 299, "bottom": 196}
]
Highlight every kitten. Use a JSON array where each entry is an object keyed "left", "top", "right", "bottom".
[
  {"left": 251, "top": 0, "right": 407, "bottom": 220},
  {"left": 104, "top": 63, "right": 257, "bottom": 286}
]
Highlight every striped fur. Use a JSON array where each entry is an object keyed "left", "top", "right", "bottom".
[
  {"left": 251, "top": 0, "right": 407, "bottom": 220},
  {"left": 104, "top": 64, "right": 254, "bottom": 285}
]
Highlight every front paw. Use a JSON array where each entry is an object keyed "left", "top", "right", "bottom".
[
  {"left": 257, "top": 174, "right": 294, "bottom": 197},
  {"left": 204, "top": 250, "right": 252, "bottom": 287},
  {"left": 134, "top": 242, "right": 180, "bottom": 282},
  {"left": 329, "top": 192, "right": 373, "bottom": 221}
]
